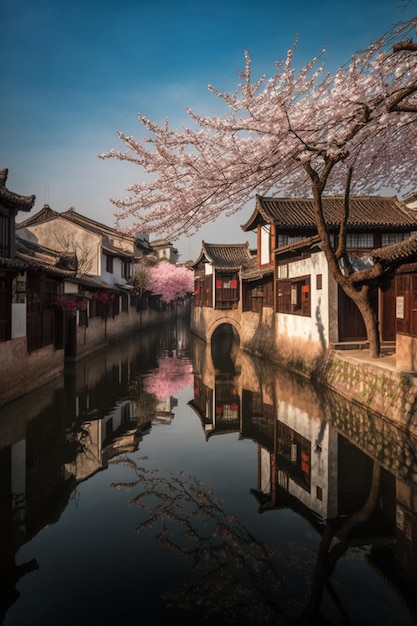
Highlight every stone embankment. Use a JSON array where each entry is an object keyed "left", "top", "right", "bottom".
[{"left": 313, "top": 350, "right": 417, "bottom": 438}]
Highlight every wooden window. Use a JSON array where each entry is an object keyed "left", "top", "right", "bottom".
[
  {"left": 277, "top": 276, "right": 311, "bottom": 317},
  {"left": 382, "top": 232, "right": 409, "bottom": 246},
  {"left": 276, "top": 234, "right": 305, "bottom": 248},
  {"left": 122, "top": 260, "right": 132, "bottom": 279},
  {"left": 346, "top": 233, "right": 374, "bottom": 248},
  {"left": 106, "top": 255, "right": 113, "bottom": 273},
  {"left": 243, "top": 279, "right": 274, "bottom": 312},
  {"left": 277, "top": 263, "right": 288, "bottom": 279},
  {"left": 316, "top": 274, "right": 322, "bottom": 290},
  {"left": 215, "top": 273, "right": 239, "bottom": 309},
  {"left": 276, "top": 276, "right": 311, "bottom": 316}
]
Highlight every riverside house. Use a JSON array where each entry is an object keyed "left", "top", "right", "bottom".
[
  {"left": 191, "top": 193, "right": 417, "bottom": 374},
  {"left": 0, "top": 172, "right": 181, "bottom": 407}
]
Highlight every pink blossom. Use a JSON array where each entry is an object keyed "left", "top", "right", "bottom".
[
  {"left": 145, "top": 356, "right": 193, "bottom": 400},
  {"left": 147, "top": 261, "right": 194, "bottom": 303},
  {"left": 99, "top": 18, "right": 417, "bottom": 238}
]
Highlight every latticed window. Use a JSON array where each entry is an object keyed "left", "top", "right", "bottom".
[
  {"left": 277, "top": 263, "right": 288, "bottom": 279},
  {"left": 346, "top": 233, "right": 374, "bottom": 248},
  {"left": 276, "top": 276, "right": 310, "bottom": 316},
  {"left": 276, "top": 234, "right": 305, "bottom": 248},
  {"left": 106, "top": 255, "right": 113, "bottom": 273},
  {"left": 382, "top": 232, "right": 410, "bottom": 246},
  {"left": 122, "top": 260, "right": 132, "bottom": 279},
  {"left": 194, "top": 276, "right": 212, "bottom": 306},
  {"left": 215, "top": 273, "right": 239, "bottom": 309}
]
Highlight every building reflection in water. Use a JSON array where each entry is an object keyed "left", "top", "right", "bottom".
[
  {"left": 188, "top": 329, "right": 417, "bottom": 621},
  {"left": 0, "top": 318, "right": 191, "bottom": 623},
  {"left": 0, "top": 314, "right": 416, "bottom": 624}
]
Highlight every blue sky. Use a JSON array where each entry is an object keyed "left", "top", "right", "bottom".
[{"left": 2, "top": 0, "right": 416, "bottom": 260}]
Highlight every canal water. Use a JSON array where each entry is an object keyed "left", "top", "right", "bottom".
[{"left": 1, "top": 315, "right": 416, "bottom": 626}]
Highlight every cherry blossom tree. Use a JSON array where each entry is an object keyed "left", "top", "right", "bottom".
[
  {"left": 100, "top": 18, "right": 417, "bottom": 357},
  {"left": 148, "top": 260, "right": 194, "bottom": 304}
]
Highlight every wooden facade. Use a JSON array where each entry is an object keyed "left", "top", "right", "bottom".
[
  {"left": 241, "top": 194, "right": 417, "bottom": 346},
  {"left": 192, "top": 242, "right": 255, "bottom": 311}
]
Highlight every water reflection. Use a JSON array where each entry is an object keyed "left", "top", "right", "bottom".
[
  {"left": 0, "top": 318, "right": 416, "bottom": 625},
  {"left": 188, "top": 332, "right": 417, "bottom": 623},
  {"left": 0, "top": 319, "right": 190, "bottom": 624}
]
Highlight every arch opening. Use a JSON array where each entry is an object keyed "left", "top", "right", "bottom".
[{"left": 211, "top": 323, "right": 240, "bottom": 372}]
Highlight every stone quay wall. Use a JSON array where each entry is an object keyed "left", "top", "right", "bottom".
[
  {"left": 313, "top": 352, "right": 417, "bottom": 439},
  {"left": 191, "top": 305, "right": 417, "bottom": 439}
]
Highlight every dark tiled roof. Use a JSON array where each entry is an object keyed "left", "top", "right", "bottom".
[
  {"left": 372, "top": 234, "right": 417, "bottom": 263},
  {"left": 15, "top": 236, "right": 77, "bottom": 278},
  {"left": 0, "top": 256, "right": 28, "bottom": 271},
  {"left": 241, "top": 194, "right": 417, "bottom": 232},
  {"left": 192, "top": 241, "right": 254, "bottom": 270},
  {"left": 62, "top": 208, "right": 135, "bottom": 243},
  {"left": 241, "top": 266, "right": 273, "bottom": 282},
  {"left": 74, "top": 275, "right": 124, "bottom": 292},
  {"left": 18, "top": 205, "right": 136, "bottom": 246},
  {"left": 0, "top": 169, "right": 35, "bottom": 213},
  {"left": 17, "top": 203, "right": 58, "bottom": 227},
  {"left": 102, "top": 241, "right": 133, "bottom": 259}
]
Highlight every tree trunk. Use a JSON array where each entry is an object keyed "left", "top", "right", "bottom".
[{"left": 346, "top": 285, "right": 381, "bottom": 357}]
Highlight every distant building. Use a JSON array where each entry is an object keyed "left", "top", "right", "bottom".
[{"left": 150, "top": 238, "right": 179, "bottom": 263}]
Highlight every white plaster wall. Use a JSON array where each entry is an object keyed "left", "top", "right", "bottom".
[
  {"left": 279, "top": 250, "right": 331, "bottom": 348},
  {"left": 11, "top": 303, "right": 26, "bottom": 338},
  {"left": 260, "top": 446, "right": 271, "bottom": 494},
  {"left": 101, "top": 254, "right": 125, "bottom": 285},
  {"left": 109, "top": 234, "right": 135, "bottom": 254},
  {"left": 18, "top": 220, "right": 101, "bottom": 275},
  {"left": 64, "top": 280, "right": 79, "bottom": 295},
  {"left": 260, "top": 225, "right": 270, "bottom": 265},
  {"left": 277, "top": 400, "right": 331, "bottom": 519}
]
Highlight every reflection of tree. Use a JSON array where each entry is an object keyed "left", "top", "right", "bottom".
[
  {"left": 129, "top": 377, "right": 159, "bottom": 425},
  {"left": 110, "top": 456, "right": 307, "bottom": 625},
  {"left": 144, "top": 356, "right": 193, "bottom": 400},
  {"left": 296, "top": 461, "right": 381, "bottom": 625}
]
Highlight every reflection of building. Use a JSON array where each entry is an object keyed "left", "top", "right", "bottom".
[
  {"left": 189, "top": 331, "right": 417, "bottom": 618},
  {"left": 66, "top": 397, "right": 141, "bottom": 481},
  {"left": 154, "top": 397, "right": 177, "bottom": 424},
  {"left": 190, "top": 373, "right": 241, "bottom": 438},
  {"left": 0, "top": 327, "right": 169, "bottom": 619}
]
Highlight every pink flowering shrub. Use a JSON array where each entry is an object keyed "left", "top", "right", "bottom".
[
  {"left": 57, "top": 296, "right": 84, "bottom": 311},
  {"left": 97, "top": 291, "right": 116, "bottom": 303}
]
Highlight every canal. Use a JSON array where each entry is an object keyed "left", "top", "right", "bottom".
[{"left": 0, "top": 315, "right": 416, "bottom": 625}]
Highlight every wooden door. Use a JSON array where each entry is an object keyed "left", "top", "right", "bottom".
[{"left": 338, "top": 286, "right": 367, "bottom": 342}]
